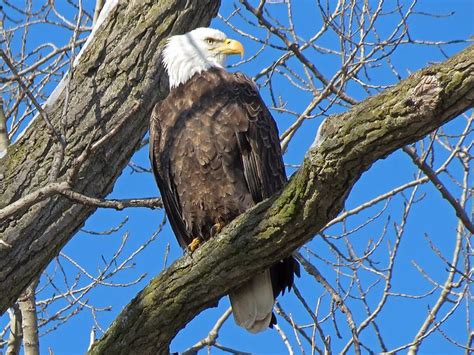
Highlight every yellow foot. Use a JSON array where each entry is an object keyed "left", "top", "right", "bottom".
[
  {"left": 211, "top": 221, "right": 226, "bottom": 237},
  {"left": 188, "top": 237, "right": 202, "bottom": 252}
]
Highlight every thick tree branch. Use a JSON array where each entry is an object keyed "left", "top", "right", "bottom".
[
  {"left": 90, "top": 46, "right": 474, "bottom": 354},
  {"left": 0, "top": 0, "right": 221, "bottom": 314}
]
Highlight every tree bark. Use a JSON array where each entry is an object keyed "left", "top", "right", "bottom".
[
  {"left": 0, "top": 0, "right": 220, "bottom": 314},
  {"left": 89, "top": 45, "right": 474, "bottom": 354}
]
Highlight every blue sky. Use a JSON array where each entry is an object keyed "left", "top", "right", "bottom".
[{"left": 1, "top": 0, "right": 473, "bottom": 354}]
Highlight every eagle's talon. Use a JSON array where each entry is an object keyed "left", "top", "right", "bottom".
[
  {"left": 211, "top": 221, "right": 225, "bottom": 237},
  {"left": 188, "top": 237, "right": 202, "bottom": 253}
]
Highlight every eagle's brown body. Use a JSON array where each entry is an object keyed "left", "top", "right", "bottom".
[{"left": 150, "top": 67, "right": 298, "bottom": 330}]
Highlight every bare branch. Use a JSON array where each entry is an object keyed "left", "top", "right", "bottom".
[
  {"left": 296, "top": 253, "right": 360, "bottom": 355},
  {"left": 182, "top": 307, "right": 233, "bottom": 354},
  {"left": 18, "top": 280, "right": 39, "bottom": 355},
  {"left": 0, "top": 49, "right": 65, "bottom": 147},
  {"left": 403, "top": 146, "right": 474, "bottom": 234},
  {"left": 6, "top": 305, "right": 22, "bottom": 355},
  {"left": 93, "top": 0, "right": 106, "bottom": 25},
  {"left": 0, "top": 99, "right": 8, "bottom": 158}
]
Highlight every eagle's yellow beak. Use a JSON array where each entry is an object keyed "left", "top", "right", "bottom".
[{"left": 217, "top": 38, "right": 244, "bottom": 59}]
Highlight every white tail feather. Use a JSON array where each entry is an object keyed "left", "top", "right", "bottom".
[{"left": 229, "top": 269, "right": 274, "bottom": 333}]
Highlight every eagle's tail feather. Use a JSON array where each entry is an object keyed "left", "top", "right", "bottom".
[{"left": 229, "top": 269, "right": 274, "bottom": 333}]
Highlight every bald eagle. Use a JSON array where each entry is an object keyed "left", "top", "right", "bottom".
[{"left": 150, "top": 27, "right": 299, "bottom": 333}]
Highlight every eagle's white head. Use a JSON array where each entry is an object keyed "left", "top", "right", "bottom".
[{"left": 162, "top": 27, "right": 244, "bottom": 89}]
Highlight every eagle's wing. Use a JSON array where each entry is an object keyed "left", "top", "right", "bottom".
[
  {"left": 225, "top": 72, "right": 300, "bottom": 297},
  {"left": 224, "top": 72, "right": 299, "bottom": 331},
  {"left": 149, "top": 105, "right": 191, "bottom": 249},
  {"left": 227, "top": 72, "right": 287, "bottom": 202}
]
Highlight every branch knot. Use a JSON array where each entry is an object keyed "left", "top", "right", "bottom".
[{"left": 408, "top": 74, "right": 442, "bottom": 117}]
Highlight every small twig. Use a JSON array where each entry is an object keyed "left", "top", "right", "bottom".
[
  {"left": 274, "top": 302, "right": 313, "bottom": 345},
  {"left": 293, "top": 285, "right": 327, "bottom": 354},
  {"left": 403, "top": 146, "right": 474, "bottom": 234},
  {"left": 274, "top": 323, "right": 294, "bottom": 355},
  {"left": 0, "top": 49, "right": 66, "bottom": 147},
  {"left": 240, "top": 0, "right": 357, "bottom": 106},
  {"left": 81, "top": 217, "right": 128, "bottom": 236},
  {"left": 182, "top": 307, "right": 233, "bottom": 354},
  {"left": 407, "top": 151, "right": 471, "bottom": 353},
  {"left": 295, "top": 253, "right": 361, "bottom": 355}
]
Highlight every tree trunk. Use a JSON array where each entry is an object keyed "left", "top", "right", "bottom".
[
  {"left": 89, "top": 45, "right": 474, "bottom": 354},
  {"left": 0, "top": 0, "right": 220, "bottom": 314}
]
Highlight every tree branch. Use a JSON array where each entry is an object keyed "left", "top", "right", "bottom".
[
  {"left": 295, "top": 253, "right": 360, "bottom": 355},
  {"left": 402, "top": 146, "right": 474, "bottom": 234},
  {"left": 93, "top": 0, "right": 106, "bottom": 26},
  {"left": 90, "top": 45, "right": 474, "bottom": 354},
  {"left": 182, "top": 307, "right": 233, "bottom": 354},
  {"left": 18, "top": 280, "right": 39, "bottom": 355},
  {"left": 0, "top": 99, "right": 8, "bottom": 159},
  {"left": 6, "top": 304, "right": 22, "bottom": 355},
  {"left": 0, "top": 50, "right": 65, "bottom": 147}
]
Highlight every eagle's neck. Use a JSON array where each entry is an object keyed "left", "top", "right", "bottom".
[{"left": 162, "top": 41, "right": 225, "bottom": 89}]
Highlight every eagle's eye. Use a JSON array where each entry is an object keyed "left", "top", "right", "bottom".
[{"left": 206, "top": 38, "right": 215, "bottom": 45}]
